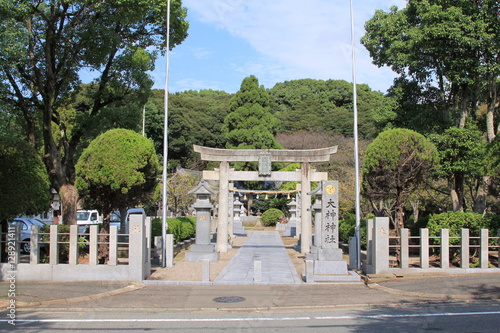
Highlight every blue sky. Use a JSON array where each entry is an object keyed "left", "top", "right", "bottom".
[{"left": 151, "top": 0, "right": 407, "bottom": 94}]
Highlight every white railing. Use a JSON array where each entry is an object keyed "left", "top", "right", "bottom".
[
  {"left": 0, "top": 215, "right": 151, "bottom": 282},
  {"left": 364, "top": 217, "right": 500, "bottom": 274}
]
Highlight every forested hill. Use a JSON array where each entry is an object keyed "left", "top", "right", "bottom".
[{"left": 146, "top": 79, "right": 396, "bottom": 169}]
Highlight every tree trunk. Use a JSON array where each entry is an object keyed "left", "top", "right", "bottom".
[
  {"left": 473, "top": 176, "right": 489, "bottom": 214},
  {"left": 59, "top": 183, "right": 78, "bottom": 225},
  {"left": 451, "top": 174, "right": 464, "bottom": 212},
  {"left": 486, "top": 75, "right": 497, "bottom": 143}
]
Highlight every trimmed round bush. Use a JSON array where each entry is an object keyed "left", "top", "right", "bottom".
[{"left": 261, "top": 208, "right": 284, "bottom": 227}]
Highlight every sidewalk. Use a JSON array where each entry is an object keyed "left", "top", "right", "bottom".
[
  {"left": 214, "top": 231, "right": 302, "bottom": 284},
  {"left": 0, "top": 230, "right": 499, "bottom": 311}
]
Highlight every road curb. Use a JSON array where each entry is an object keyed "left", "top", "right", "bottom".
[
  {"left": 0, "top": 282, "right": 145, "bottom": 309},
  {"left": 367, "top": 282, "right": 481, "bottom": 300}
]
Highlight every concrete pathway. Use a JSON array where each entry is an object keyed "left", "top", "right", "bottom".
[{"left": 214, "top": 231, "right": 302, "bottom": 284}]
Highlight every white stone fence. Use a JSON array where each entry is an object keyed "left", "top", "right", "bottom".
[
  {"left": 364, "top": 217, "right": 500, "bottom": 275},
  {"left": 0, "top": 215, "right": 151, "bottom": 282}
]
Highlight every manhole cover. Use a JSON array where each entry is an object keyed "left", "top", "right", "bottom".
[{"left": 212, "top": 296, "right": 246, "bottom": 303}]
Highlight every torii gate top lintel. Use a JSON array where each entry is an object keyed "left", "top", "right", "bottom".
[{"left": 193, "top": 145, "right": 338, "bottom": 163}]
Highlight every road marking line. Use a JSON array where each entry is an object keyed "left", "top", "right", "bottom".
[{"left": 2, "top": 311, "right": 500, "bottom": 323}]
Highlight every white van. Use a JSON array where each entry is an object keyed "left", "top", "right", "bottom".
[
  {"left": 77, "top": 210, "right": 102, "bottom": 233},
  {"left": 109, "top": 208, "right": 145, "bottom": 234}
]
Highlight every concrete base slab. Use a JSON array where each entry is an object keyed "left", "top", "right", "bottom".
[{"left": 283, "top": 226, "right": 296, "bottom": 237}]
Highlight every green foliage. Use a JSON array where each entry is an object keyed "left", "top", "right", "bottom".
[
  {"left": 361, "top": 1, "right": 500, "bottom": 131},
  {"left": 269, "top": 79, "right": 397, "bottom": 139},
  {"left": 40, "top": 225, "right": 87, "bottom": 262},
  {"left": 362, "top": 128, "right": 438, "bottom": 228},
  {"left": 0, "top": 0, "right": 189, "bottom": 225},
  {"left": 427, "top": 211, "right": 489, "bottom": 244},
  {"left": 430, "top": 127, "right": 487, "bottom": 211},
  {"left": 0, "top": 135, "right": 50, "bottom": 220},
  {"left": 261, "top": 208, "right": 284, "bottom": 227},
  {"left": 224, "top": 75, "right": 281, "bottom": 151},
  {"left": 338, "top": 215, "right": 367, "bottom": 248},
  {"left": 146, "top": 89, "right": 231, "bottom": 170},
  {"left": 75, "top": 129, "right": 159, "bottom": 221},
  {"left": 151, "top": 217, "right": 196, "bottom": 243},
  {"left": 431, "top": 127, "right": 486, "bottom": 179}
]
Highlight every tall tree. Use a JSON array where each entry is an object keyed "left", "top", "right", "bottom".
[
  {"left": 430, "top": 127, "right": 487, "bottom": 212},
  {"left": 224, "top": 75, "right": 281, "bottom": 151},
  {"left": 362, "top": 128, "right": 438, "bottom": 231},
  {"left": 0, "top": 0, "right": 188, "bottom": 225},
  {"left": 0, "top": 133, "right": 50, "bottom": 221},
  {"left": 362, "top": 1, "right": 500, "bottom": 137}
]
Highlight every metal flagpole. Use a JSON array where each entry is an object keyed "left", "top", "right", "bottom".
[
  {"left": 350, "top": 0, "right": 361, "bottom": 270},
  {"left": 161, "top": 0, "right": 171, "bottom": 268}
]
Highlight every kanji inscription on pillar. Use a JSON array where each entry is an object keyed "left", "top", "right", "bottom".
[{"left": 321, "top": 180, "right": 339, "bottom": 249}]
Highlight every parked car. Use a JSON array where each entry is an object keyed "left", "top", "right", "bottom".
[
  {"left": 77, "top": 210, "right": 102, "bottom": 233},
  {"left": 110, "top": 208, "right": 146, "bottom": 234},
  {"left": 8, "top": 218, "right": 47, "bottom": 253}
]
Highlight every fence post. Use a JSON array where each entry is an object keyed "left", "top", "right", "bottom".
[
  {"left": 366, "top": 219, "right": 374, "bottom": 267},
  {"left": 30, "top": 225, "right": 40, "bottom": 264},
  {"left": 400, "top": 228, "right": 409, "bottom": 269},
  {"left": 89, "top": 225, "right": 98, "bottom": 265},
  {"left": 145, "top": 216, "right": 152, "bottom": 264},
  {"left": 460, "top": 229, "right": 469, "bottom": 269},
  {"left": 108, "top": 225, "right": 118, "bottom": 266},
  {"left": 129, "top": 214, "right": 147, "bottom": 280},
  {"left": 440, "top": 229, "right": 449, "bottom": 269},
  {"left": 498, "top": 229, "right": 500, "bottom": 268},
  {"left": 420, "top": 228, "right": 429, "bottom": 269},
  {"left": 372, "top": 217, "right": 389, "bottom": 274},
  {"left": 50, "top": 225, "right": 59, "bottom": 265},
  {"left": 480, "top": 229, "right": 489, "bottom": 269},
  {"left": 69, "top": 225, "right": 78, "bottom": 265}
]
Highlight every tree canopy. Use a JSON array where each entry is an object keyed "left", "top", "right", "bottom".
[
  {"left": 362, "top": 128, "right": 438, "bottom": 230},
  {"left": 224, "top": 75, "right": 281, "bottom": 150},
  {"left": 0, "top": 0, "right": 188, "bottom": 224},
  {"left": 362, "top": 1, "right": 500, "bottom": 140},
  {"left": 75, "top": 128, "right": 159, "bottom": 226},
  {"left": 269, "top": 79, "right": 397, "bottom": 138},
  {"left": 0, "top": 134, "right": 50, "bottom": 221}
]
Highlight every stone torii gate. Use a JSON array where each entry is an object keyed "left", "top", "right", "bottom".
[{"left": 193, "top": 145, "right": 337, "bottom": 254}]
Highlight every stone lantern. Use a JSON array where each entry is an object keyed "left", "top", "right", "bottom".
[
  {"left": 283, "top": 199, "right": 298, "bottom": 237},
  {"left": 185, "top": 179, "right": 219, "bottom": 262}
]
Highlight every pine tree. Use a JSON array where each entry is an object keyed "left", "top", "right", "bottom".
[{"left": 223, "top": 75, "right": 281, "bottom": 150}]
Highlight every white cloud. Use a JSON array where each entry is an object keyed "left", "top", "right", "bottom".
[{"left": 182, "top": 0, "right": 407, "bottom": 92}]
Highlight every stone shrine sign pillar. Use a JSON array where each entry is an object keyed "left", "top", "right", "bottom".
[
  {"left": 305, "top": 180, "right": 360, "bottom": 282},
  {"left": 193, "top": 145, "right": 337, "bottom": 254}
]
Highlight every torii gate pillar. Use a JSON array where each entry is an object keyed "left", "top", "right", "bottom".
[{"left": 194, "top": 145, "right": 337, "bottom": 254}]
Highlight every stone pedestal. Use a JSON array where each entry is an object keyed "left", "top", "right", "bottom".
[
  {"left": 232, "top": 199, "right": 246, "bottom": 236},
  {"left": 185, "top": 180, "right": 219, "bottom": 262}
]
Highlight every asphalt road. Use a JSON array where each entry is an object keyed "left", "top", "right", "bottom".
[{"left": 3, "top": 301, "right": 499, "bottom": 332}]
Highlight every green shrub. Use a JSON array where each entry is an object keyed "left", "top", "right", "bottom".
[
  {"left": 338, "top": 215, "right": 367, "bottom": 248},
  {"left": 151, "top": 217, "right": 196, "bottom": 243},
  {"left": 427, "top": 211, "right": 489, "bottom": 242},
  {"left": 261, "top": 208, "right": 284, "bottom": 227}
]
